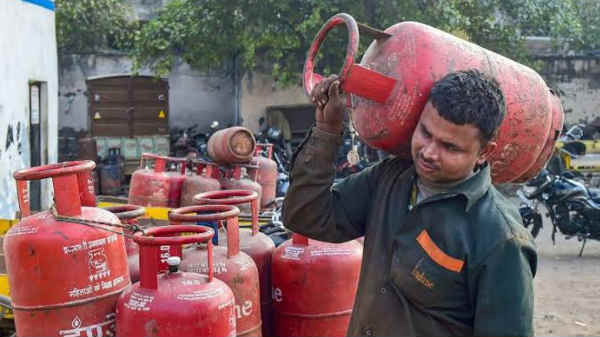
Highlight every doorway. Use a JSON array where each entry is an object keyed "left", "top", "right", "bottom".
[{"left": 28, "top": 82, "right": 48, "bottom": 212}]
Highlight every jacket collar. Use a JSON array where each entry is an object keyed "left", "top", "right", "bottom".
[{"left": 410, "top": 163, "right": 492, "bottom": 212}]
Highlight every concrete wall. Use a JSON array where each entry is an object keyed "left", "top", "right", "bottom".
[
  {"left": 537, "top": 57, "right": 600, "bottom": 125},
  {"left": 58, "top": 54, "right": 310, "bottom": 137},
  {"left": 168, "top": 63, "right": 236, "bottom": 131},
  {"left": 59, "top": 54, "right": 135, "bottom": 131},
  {"left": 526, "top": 37, "right": 600, "bottom": 125},
  {"left": 239, "top": 72, "right": 309, "bottom": 133},
  {"left": 58, "top": 0, "right": 236, "bottom": 135},
  {"left": 0, "top": 0, "right": 58, "bottom": 219},
  {"left": 58, "top": 55, "right": 236, "bottom": 134}
]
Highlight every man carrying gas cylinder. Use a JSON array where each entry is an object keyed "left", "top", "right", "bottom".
[{"left": 282, "top": 70, "right": 537, "bottom": 337}]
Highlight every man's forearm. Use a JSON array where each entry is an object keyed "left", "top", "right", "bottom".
[{"left": 282, "top": 127, "right": 359, "bottom": 243}]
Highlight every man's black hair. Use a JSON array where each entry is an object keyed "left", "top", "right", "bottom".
[{"left": 429, "top": 69, "right": 505, "bottom": 144}]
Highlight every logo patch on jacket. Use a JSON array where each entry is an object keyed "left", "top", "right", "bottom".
[{"left": 411, "top": 261, "right": 435, "bottom": 289}]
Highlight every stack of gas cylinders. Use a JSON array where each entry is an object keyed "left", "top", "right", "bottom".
[
  {"left": 4, "top": 160, "right": 363, "bottom": 337},
  {"left": 128, "top": 126, "right": 279, "bottom": 212},
  {"left": 4, "top": 10, "right": 566, "bottom": 336}
]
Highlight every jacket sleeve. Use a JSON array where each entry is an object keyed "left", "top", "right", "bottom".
[
  {"left": 471, "top": 236, "right": 537, "bottom": 337},
  {"left": 282, "top": 126, "right": 382, "bottom": 243}
]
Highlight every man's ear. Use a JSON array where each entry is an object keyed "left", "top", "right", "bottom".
[{"left": 476, "top": 141, "right": 496, "bottom": 166}]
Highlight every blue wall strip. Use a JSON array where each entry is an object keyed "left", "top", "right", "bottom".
[{"left": 22, "top": 0, "right": 55, "bottom": 11}]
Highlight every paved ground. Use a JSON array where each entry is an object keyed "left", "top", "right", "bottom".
[{"left": 527, "top": 207, "right": 600, "bottom": 336}]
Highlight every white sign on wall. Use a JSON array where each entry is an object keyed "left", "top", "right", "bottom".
[{"left": 30, "top": 85, "right": 40, "bottom": 125}]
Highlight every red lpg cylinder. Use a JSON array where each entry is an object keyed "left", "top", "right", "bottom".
[
  {"left": 5, "top": 161, "right": 130, "bottom": 337},
  {"left": 303, "top": 13, "right": 564, "bottom": 183},
  {"left": 170, "top": 205, "right": 263, "bottom": 337},
  {"left": 103, "top": 205, "right": 146, "bottom": 283},
  {"left": 208, "top": 126, "right": 257, "bottom": 164},
  {"left": 248, "top": 144, "right": 278, "bottom": 209},
  {"left": 272, "top": 234, "right": 363, "bottom": 337},
  {"left": 221, "top": 164, "right": 263, "bottom": 214},
  {"left": 116, "top": 225, "right": 236, "bottom": 337},
  {"left": 180, "top": 160, "right": 222, "bottom": 206},
  {"left": 129, "top": 153, "right": 187, "bottom": 207},
  {"left": 194, "top": 190, "right": 276, "bottom": 337},
  {"left": 513, "top": 92, "right": 565, "bottom": 183}
]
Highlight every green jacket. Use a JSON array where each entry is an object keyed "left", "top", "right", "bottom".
[{"left": 283, "top": 127, "right": 537, "bottom": 337}]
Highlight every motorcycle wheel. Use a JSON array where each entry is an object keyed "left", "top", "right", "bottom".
[{"left": 530, "top": 213, "right": 543, "bottom": 238}]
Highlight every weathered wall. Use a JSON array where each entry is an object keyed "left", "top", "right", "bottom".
[
  {"left": 239, "top": 72, "right": 309, "bottom": 133},
  {"left": 527, "top": 37, "right": 600, "bottom": 125},
  {"left": 58, "top": 0, "right": 235, "bottom": 135},
  {"left": 0, "top": 0, "right": 58, "bottom": 218},
  {"left": 59, "top": 54, "right": 136, "bottom": 131},
  {"left": 168, "top": 63, "right": 236, "bottom": 131},
  {"left": 58, "top": 55, "right": 236, "bottom": 134},
  {"left": 537, "top": 57, "right": 600, "bottom": 125}
]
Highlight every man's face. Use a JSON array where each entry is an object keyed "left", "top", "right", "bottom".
[{"left": 410, "top": 102, "right": 496, "bottom": 185}]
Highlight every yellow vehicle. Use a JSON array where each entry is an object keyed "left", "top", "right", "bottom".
[
  {"left": 0, "top": 219, "right": 17, "bottom": 335},
  {"left": 553, "top": 138, "right": 600, "bottom": 185}
]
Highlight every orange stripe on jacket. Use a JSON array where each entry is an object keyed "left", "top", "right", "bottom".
[{"left": 416, "top": 230, "right": 464, "bottom": 273}]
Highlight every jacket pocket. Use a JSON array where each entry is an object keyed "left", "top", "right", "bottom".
[
  {"left": 390, "top": 230, "right": 467, "bottom": 309},
  {"left": 416, "top": 230, "right": 464, "bottom": 273}
]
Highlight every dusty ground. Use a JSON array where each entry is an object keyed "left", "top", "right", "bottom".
[{"left": 526, "top": 206, "right": 600, "bottom": 336}]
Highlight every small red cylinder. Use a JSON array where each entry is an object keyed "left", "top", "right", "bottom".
[{"left": 208, "top": 127, "right": 257, "bottom": 164}]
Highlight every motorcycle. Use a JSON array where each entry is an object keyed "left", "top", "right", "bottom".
[
  {"left": 518, "top": 168, "right": 600, "bottom": 256},
  {"left": 170, "top": 121, "right": 223, "bottom": 161},
  {"left": 254, "top": 116, "right": 384, "bottom": 191},
  {"left": 333, "top": 124, "right": 385, "bottom": 183},
  {"left": 255, "top": 118, "right": 293, "bottom": 172},
  {"left": 170, "top": 124, "right": 200, "bottom": 158}
]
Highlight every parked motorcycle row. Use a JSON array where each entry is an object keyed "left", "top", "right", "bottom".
[
  {"left": 170, "top": 118, "right": 383, "bottom": 197},
  {"left": 518, "top": 123, "right": 600, "bottom": 256}
]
